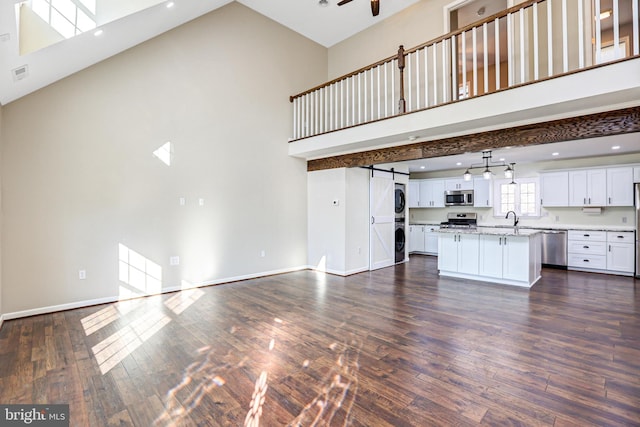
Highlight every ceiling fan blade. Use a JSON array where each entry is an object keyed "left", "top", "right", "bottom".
[
  {"left": 371, "top": 0, "right": 380, "bottom": 16},
  {"left": 337, "top": 0, "right": 353, "bottom": 5}
]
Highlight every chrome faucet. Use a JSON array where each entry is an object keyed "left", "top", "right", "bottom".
[{"left": 505, "top": 210, "right": 519, "bottom": 227}]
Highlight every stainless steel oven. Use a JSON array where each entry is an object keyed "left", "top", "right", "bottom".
[{"left": 444, "top": 190, "right": 474, "bottom": 206}]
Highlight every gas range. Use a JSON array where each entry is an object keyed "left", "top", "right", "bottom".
[{"left": 440, "top": 212, "right": 478, "bottom": 229}]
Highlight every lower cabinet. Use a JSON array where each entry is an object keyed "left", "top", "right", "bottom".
[
  {"left": 438, "top": 232, "right": 541, "bottom": 287},
  {"left": 409, "top": 225, "right": 439, "bottom": 255},
  {"left": 568, "top": 230, "right": 634, "bottom": 275},
  {"left": 437, "top": 233, "right": 479, "bottom": 275},
  {"left": 479, "top": 235, "right": 530, "bottom": 282}
]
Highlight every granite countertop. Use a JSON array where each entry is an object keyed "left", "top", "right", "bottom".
[
  {"left": 435, "top": 227, "right": 543, "bottom": 236},
  {"left": 414, "top": 222, "right": 635, "bottom": 232}
]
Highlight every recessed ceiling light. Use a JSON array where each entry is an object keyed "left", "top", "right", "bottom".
[
  {"left": 456, "top": 162, "right": 462, "bottom": 166},
  {"left": 552, "top": 152, "right": 559, "bottom": 156},
  {"left": 420, "top": 166, "right": 426, "bottom": 169},
  {"left": 166, "top": 1, "right": 175, "bottom": 8},
  {"left": 499, "top": 158, "right": 505, "bottom": 161},
  {"left": 611, "top": 145, "right": 620, "bottom": 150},
  {"left": 408, "top": 135, "right": 418, "bottom": 141},
  {"left": 94, "top": 29, "right": 103, "bottom": 36}
]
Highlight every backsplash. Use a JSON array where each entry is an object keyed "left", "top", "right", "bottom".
[{"left": 410, "top": 206, "right": 635, "bottom": 228}]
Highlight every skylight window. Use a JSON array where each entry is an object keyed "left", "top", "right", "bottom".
[{"left": 30, "top": 0, "right": 96, "bottom": 39}]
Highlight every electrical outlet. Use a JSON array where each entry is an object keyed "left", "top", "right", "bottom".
[
  {"left": 198, "top": 198, "right": 205, "bottom": 206},
  {"left": 357, "top": 246, "right": 361, "bottom": 254},
  {"left": 179, "top": 197, "right": 186, "bottom": 206},
  {"left": 260, "top": 250, "right": 266, "bottom": 258},
  {"left": 555, "top": 215, "right": 560, "bottom": 222},
  {"left": 170, "top": 256, "right": 180, "bottom": 266},
  {"left": 79, "top": 270, "right": 86, "bottom": 280},
  {"left": 622, "top": 217, "right": 627, "bottom": 223}
]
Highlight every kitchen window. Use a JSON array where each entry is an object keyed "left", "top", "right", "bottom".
[{"left": 493, "top": 177, "right": 540, "bottom": 217}]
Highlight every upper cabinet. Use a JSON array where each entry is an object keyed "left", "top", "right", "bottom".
[
  {"left": 408, "top": 180, "right": 420, "bottom": 208},
  {"left": 540, "top": 172, "right": 569, "bottom": 207},
  {"left": 568, "top": 169, "right": 607, "bottom": 206},
  {"left": 606, "top": 167, "right": 634, "bottom": 206},
  {"left": 473, "top": 177, "right": 492, "bottom": 207},
  {"left": 408, "top": 179, "right": 445, "bottom": 208},
  {"left": 445, "top": 178, "right": 473, "bottom": 191}
]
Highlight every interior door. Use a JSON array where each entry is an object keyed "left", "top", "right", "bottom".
[{"left": 370, "top": 170, "right": 395, "bottom": 270}]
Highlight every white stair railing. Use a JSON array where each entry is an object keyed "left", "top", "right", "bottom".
[{"left": 290, "top": 0, "right": 640, "bottom": 141}]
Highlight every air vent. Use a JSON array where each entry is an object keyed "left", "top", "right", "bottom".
[{"left": 12, "top": 65, "right": 29, "bottom": 82}]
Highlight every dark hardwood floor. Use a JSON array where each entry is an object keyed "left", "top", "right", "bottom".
[{"left": 1, "top": 255, "right": 639, "bottom": 426}]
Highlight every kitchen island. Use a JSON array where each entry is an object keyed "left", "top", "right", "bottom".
[{"left": 436, "top": 227, "right": 543, "bottom": 288}]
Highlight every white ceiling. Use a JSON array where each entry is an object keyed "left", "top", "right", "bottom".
[
  {"left": 0, "top": 0, "right": 420, "bottom": 105},
  {"left": 401, "top": 132, "right": 640, "bottom": 173}
]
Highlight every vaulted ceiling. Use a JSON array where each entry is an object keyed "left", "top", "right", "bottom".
[{"left": 0, "top": 0, "right": 420, "bottom": 105}]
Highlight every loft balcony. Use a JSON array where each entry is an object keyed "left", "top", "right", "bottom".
[{"left": 288, "top": 0, "right": 640, "bottom": 168}]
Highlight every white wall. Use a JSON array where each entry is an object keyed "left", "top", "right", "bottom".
[
  {"left": 308, "top": 169, "right": 347, "bottom": 274},
  {"left": 1, "top": 3, "right": 327, "bottom": 315},
  {"left": 328, "top": 0, "right": 454, "bottom": 79},
  {"left": 409, "top": 152, "right": 640, "bottom": 228},
  {"left": 0, "top": 103, "right": 3, "bottom": 327},
  {"left": 308, "top": 167, "right": 371, "bottom": 275},
  {"left": 345, "top": 168, "right": 370, "bottom": 273}
]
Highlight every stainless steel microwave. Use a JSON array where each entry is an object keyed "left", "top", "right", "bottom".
[{"left": 444, "top": 190, "right": 474, "bottom": 206}]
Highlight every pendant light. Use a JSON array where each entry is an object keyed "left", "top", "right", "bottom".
[{"left": 462, "top": 150, "right": 516, "bottom": 182}]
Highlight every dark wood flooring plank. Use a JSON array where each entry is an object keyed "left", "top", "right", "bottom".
[{"left": 0, "top": 257, "right": 638, "bottom": 426}]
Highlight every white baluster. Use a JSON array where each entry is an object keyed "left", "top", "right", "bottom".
[
  {"left": 461, "top": 32, "right": 467, "bottom": 98},
  {"left": 415, "top": 50, "right": 420, "bottom": 110},
  {"left": 495, "top": 17, "right": 501, "bottom": 89},
  {"left": 633, "top": 0, "right": 639, "bottom": 55},
  {"left": 432, "top": 43, "right": 437, "bottom": 105},
  {"left": 577, "top": 0, "right": 584, "bottom": 69},
  {"left": 407, "top": 53, "right": 412, "bottom": 111},
  {"left": 519, "top": 8, "right": 525, "bottom": 83},
  {"left": 472, "top": 27, "right": 478, "bottom": 96},
  {"left": 613, "top": 0, "right": 620, "bottom": 59},
  {"left": 377, "top": 65, "right": 381, "bottom": 120},
  {"left": 548, "top": 0, "right": 554, "bottom": 75},
  {"left": 451, "top": 35, "right": 457, "bottom": 100},
  {"left": 424, "top": 46, "right": 429, "bottom": 107},
  {"left": 595, "top": 0, "right": 602, "bottom": 63},
  {"left": 533, "top": 2, "right": 539, "bottom": 80},
  {"left": 562, "top": 0, "right": 568, "bottom": 72},
  {"left": 442, "top": 39, "right": 448, "bottom": 102},
  {"left": 483, "top": 22, "right": 489, "bottom": 93}
]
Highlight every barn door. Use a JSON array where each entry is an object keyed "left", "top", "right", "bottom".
[{"left": 369, "top": 170, "right": 395, "bottom": 270}]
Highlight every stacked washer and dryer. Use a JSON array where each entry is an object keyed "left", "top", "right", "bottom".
[{"left": 394, "top": 183, "right": 406, "bottom": 263}]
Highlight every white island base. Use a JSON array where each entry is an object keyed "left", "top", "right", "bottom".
[{"left": 437, "top": 228, "right": 542, "bottom": 288}]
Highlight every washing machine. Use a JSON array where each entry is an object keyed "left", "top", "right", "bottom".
[{"left": 395, "top": 183, "right": 406, "bottom": 263}]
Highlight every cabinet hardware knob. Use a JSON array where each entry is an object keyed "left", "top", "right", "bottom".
[
  {"left": 584, "top": 234, "right": 590, "bottom": 237},
  {"left": 609, "top": 245, "right": 611, "bottom": 251},
  {"left": 617, "top": 235, "right": 624, "bottom": 239},
  {"left": 584, "top": 259, "right": 589, "bottom": 262},
  {"left": 583, "top": 246, "right": 589, "bottom": 249}
]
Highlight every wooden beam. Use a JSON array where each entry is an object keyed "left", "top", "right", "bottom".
[{"left": 307, "top": 106, "right": 640, "bottom": 171}]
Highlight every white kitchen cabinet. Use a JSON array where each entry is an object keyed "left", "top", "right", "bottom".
[
  {"left": 473, "top": 177, "right": 492, "bottom": 207},
  {"left": 437, "top": 233, "right": 479, "bottom": 275},
  {"left": 418, "top": 179, "right": 445, "bottom": 208},
  {"left": 424, "top": 226, "right": 439, "bottom": 254},
  {"left": 568, "top": 230, "right": 634, "bottom": 276},
  {"left": 540, "top": 171, "right": 569, "bottom": 207},
  {"left": 606, "top": 231, "right": 635, "bottom": 274},
  {"left": 606, "top": 167, "right": 634, "bottom": 206},
  {"left": 569, "top": 169, "right": 607, "bottom": 206},
  {"left": 408, "top": 180, "right": 420, "bottom": 208},
  {"left": 445, "top": 178, "right": 473, "bottom": 191},
  {"left": 478, "top": 234, "right": 530, "bottom": 282},
  {"left": 409, "top": 225, "right": 425, "bottom": 252}
]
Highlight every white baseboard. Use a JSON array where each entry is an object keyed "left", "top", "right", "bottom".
[
  {"left": 3, "top": 265, "right": 310, "bottom": 321},
  {"left": 307, "top": 266, "right": 369, "bottom": 276}
]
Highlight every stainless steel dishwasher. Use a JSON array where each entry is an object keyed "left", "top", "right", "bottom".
[{"left": 539, "top": 229, "right": 568, "bottom": 268}]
